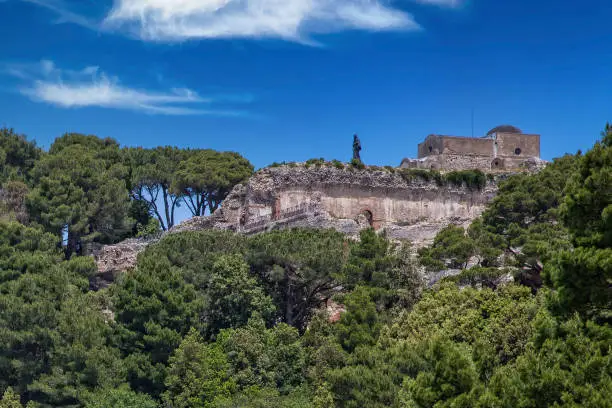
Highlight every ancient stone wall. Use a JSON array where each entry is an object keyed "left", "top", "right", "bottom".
[
  {"left": 443, "top": 136, "right": 493, "bottom": 156},
  {"left": 214, "top": 164, "right": 497, "bottom": 243},
  {"left": 93, "top": 163, "right": 509, "bottom": 279},
  {"left": 418, "top": 135, "right": 493, "bottom": 158},
  {"left": 418, "top": 135, "right": 445, "bottom": 157},
  {"left": 410, "top": 131, "right": 541, "bottom": 172},
  {"left": 496, "top": 132, "right": 540, "bottom": 158},
  {"left": 429, "top": 154, "right": 493, "bottom": 171}
]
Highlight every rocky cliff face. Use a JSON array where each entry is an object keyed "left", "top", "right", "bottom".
[
  {"left": 93, "top": 165, "right": 500, "bottom": 279},
  {"left": 214, "top": 165, "right": 497, "bottom": 243}
]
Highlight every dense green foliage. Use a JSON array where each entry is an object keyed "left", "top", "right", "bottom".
[
  {"left": 0, "top": 222, "right": 125, "bottom": 407},
  {"left": 27, "top": 134, "right": 132, "bottom": 255},
  {"left": 125, "top": 146, "right": 252, "bottom": 231},
  {"left": 0, "top": 125, "right": 610, "bottom": 407},
  {"left": 545, "top": 126, "right": 612, "bottom": 323},
  {"left": 126, "top": 146, "right": 186, "bottom": 231},
  {"left": 0, "top": 128, "right": 40, "bottom": 184},
  {"left": 0, "top": 129, "right": 252, "bottom": 252},
  {"left": 173, "top": 149, "right": 253, "bottom": 217}
]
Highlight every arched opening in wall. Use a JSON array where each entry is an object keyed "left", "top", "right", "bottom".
[
  {"left": 363, "top": 210, "right": 374, "bottom": 227},
  {"left": 491, "top": 158, "right": 504, "bottom": 169},
  {"left": 514, "top": 147, "right": 522, "bottom": 155},
  {"left": 355, "top": 209, "right": 374, "bottom": 228},
  {"left": 428, "top": 145, "right": 433, "bottom": 153}
]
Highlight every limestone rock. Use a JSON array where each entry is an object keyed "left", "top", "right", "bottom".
[{"left": 94, "top": 164, "right": 501, "bottom": 281}]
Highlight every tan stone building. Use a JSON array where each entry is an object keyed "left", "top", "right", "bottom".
[{"left": 400, "top": 125, "right": 542, "bottom": 171}]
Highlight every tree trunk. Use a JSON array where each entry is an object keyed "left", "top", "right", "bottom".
[
  {"left": 284, "top": 268, "right": 295, "bottom": 326},
  {"left": 162, "top": 186, "right": 175, "bottom": 230},
  {"left": 66, "top": 229, "right": 81, "bottom": 259}
]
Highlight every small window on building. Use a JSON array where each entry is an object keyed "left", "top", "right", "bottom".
[
  {"left": 515, "top": 147, "right": 522, "bottom": 155},
  {"left": 428, "top": 146, "right": 433, "bottom": 153}
]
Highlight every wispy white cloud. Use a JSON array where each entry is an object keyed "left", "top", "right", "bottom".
[
  {"left": 411, "top": 0, "right": 463, "bottom": 7},
  {"left": 2, "top": 60, "right": 246, "bottom": 116},
  {"left": 104, "top": 0, "right": 419, "bottom": 42},
  {"left": 21, "top": 0, "right": 101, "bottom": 30},
  {"left": 11, "top": 0, "right": 468, "bottom": 43}
]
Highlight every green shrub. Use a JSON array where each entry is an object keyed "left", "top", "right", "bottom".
[
  {"left": 445, "top": 170, "right": 487, "bottom": 190},
  {"left": 305, "top": 158, "right": 326, "bottom": 168},
  {"left": 136, "top": 217, "right": 161, "bottom": 238},
  {"left": 331, "top": 159, "right": 345, "bottom": 170},
  {"left": 350, "top": 158, "right": 365, "bottom": 170},
  {"left": 443, "top": 267, "right": 509, "bottom": 288},
  {"left": 398, "top": 168, "right": 443, "bottom": 185}
]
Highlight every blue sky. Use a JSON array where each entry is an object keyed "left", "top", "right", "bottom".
[{"left": 0, "top": 0, "right": 610, "bottom": 169}]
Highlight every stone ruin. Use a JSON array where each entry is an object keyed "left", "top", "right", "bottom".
[
  {"left": 400, "top": 125, "right": 546, "bottom": 172},
  {"left": 209, "top": 165, "right": 497, "bottom": 242},
  {"left": 94, "top": 165, "right": 499, "bottom": 280},
  {"left": 93, "top": 126, "right": 547, "bottom": 280}
]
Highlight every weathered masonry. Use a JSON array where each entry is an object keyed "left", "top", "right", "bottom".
[
  {"left": 94, "top": 165, "right": 499, "bottom": 279},
  {"left": 208, "top": 165, "right": 498, "bottom": 244},
  {"left": 400, "top": 125, "right": 542, "bottom": 171},
  {"left": 94, "top": 124, "right": 547, "bottom": 278}
]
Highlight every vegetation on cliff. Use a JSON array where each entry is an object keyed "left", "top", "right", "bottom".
[
  {"left": 269, "top": 159, "right": 490, "bottom": 190},
  {"left": 0, "top": 126, "right": 610, "bottom": 407}
]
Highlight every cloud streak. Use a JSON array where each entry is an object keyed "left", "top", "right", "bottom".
[
  {"left": 21, "top": 0, "right": 101, "bottom": 30},
  {"left": 2, "top": 60, "right": 246, "bottom": 116},
  {"left": 412, "top": 0, "right": 463, "bottom": 7},
  {"left": 12, "top": 0, "right": 466, "bottom": 43},
  {"left": 18, "top": 0, "right": 418, "bottom": 42},
  {"left": 104, "top": 0, "right": 419, "bottom": 42}
]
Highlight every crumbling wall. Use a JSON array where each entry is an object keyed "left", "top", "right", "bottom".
[
  {"left": 401, "top": 154, "right": 494, "bottom": 171},
  {"left": 412, "top": 132, "right": 541, "bottom": 172},
  {"left": 215, "top": 165, "right": 497, "bottom": 243},
  {"left": 94, "top": 164, "right": 500, "bottom": 279},
  {"left": 418, "top": 135, "right": 445, "bottom": 157}
]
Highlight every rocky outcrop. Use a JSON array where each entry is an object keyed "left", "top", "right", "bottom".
[
  {"left": 213, "top": 164, "right": 498, "bottom": 244},
  {"left": 94, "top": 164, "right": 502, "bottom": 280},
  {"left": 92, "top": 237, "right": 156, "bottom": 288},
  {"left": 325, "top": 300, "right": 347, "bottom": 323},
  {"left": 91, "top": 215, "right": 221, "bottom": 285}
]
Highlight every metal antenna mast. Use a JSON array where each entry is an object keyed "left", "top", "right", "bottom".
[{"left": 471, "top": 108, "right": 475, "bottom": 137}]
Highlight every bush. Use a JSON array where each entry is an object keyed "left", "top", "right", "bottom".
[
  {"left": 443, "top": 267, "right": 510, "bottom": 288},
  {"left": 305, "top": 158, "right": 326, "bottom": 168},
  {"left": 445, "top": 170, "right": 487, "bottom": 190},
  {"left": 399, "top": 168, "right": 443, "bottom": 185},
  {"left": 136, "top": 217, "right": 161, "bottom": 238},
  {"left": 350, "top": 158, "right": 365, "bottom": 170},
  {"left": 331, "top": 160, "right": 345, "bottom": 170}
]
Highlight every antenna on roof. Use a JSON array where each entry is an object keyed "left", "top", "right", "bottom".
[{"left": 471, "top": 108, "right": 475, "bottom": 137}]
